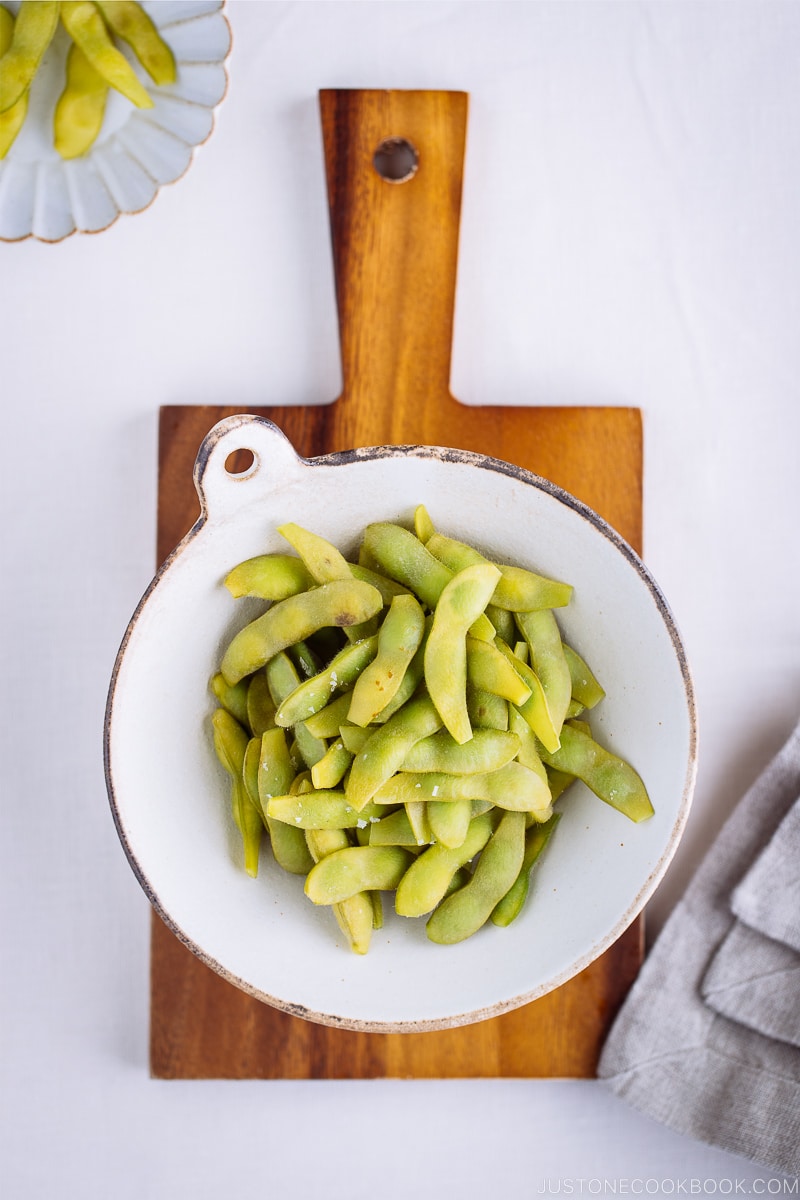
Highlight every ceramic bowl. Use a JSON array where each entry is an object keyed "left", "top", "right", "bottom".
[
  {"left": 104, "top": 414, "right": 697, "bottom": 1032},
  {"left": 0, "top": 0, "right": 230, "bottom": 242}
]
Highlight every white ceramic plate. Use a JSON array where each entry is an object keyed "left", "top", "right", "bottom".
[
  {"left": 105, "top": 415, "right": 697, "bottom": 1032},
  {"left": 0, "top": 0, "right": 230, "bottom": 242}
]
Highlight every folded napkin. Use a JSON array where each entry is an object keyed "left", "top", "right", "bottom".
[{"left": 598, "top": 719, "right": 800, "bottom": 1178}]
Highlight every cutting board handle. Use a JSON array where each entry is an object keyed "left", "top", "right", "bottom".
[{"left": 319, "top": 89, "right": 468, "bottom": 425}]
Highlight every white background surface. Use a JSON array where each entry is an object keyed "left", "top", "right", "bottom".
[{"left": 1, "top": 1, "right": 798, "bottom": 1195}]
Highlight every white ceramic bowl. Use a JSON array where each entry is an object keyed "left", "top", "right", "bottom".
[
  {"left": 0, "top": 1, "right": 230, "bottom": 242},
  {"left": 105, "top": 415, "right": 697, "bottom": 1032}
]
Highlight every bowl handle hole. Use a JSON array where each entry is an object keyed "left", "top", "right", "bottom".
[
  {"left": 373, "top": 137, "right": 419, "bottom": 183},
  {"left": 224, "top": 448, "right": 257, "bottom": 477}
]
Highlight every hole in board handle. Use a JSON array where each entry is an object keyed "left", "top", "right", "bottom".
[
  {"left": 225, "top": 448, "right": 257, "bottom": 477},
  {"left": 373, "top": 137, "right": 419, "bottom": 183}
]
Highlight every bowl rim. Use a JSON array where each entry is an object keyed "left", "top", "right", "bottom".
[{"left": 104, "top": 417, "right": 698, "bottom": 1032}]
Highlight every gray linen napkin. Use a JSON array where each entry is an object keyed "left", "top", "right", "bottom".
[{"left": 598, "top": 719, "right": 800, "bottom": 1177}]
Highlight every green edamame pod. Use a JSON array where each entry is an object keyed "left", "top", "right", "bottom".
[
  {"left": 395, "top": 812, "right": 497, "bottom": 918},
  {"left": 486, "top": 603, "right": 516, "bottom": 645},
  {"left": 224, "top": 554, "right": 312, "bottom": 601},
  {"left": 348, "top": 593, "right": 425, "bottom": 726},
  {"left": 401, "top": 728, "right": 521, "bottom": 775},
  {"left": 425, "top": 563, "right": 502, "bottom": 744},
  {"left": 538, "top": 724, "right": 653, "bottom": 822},
  {"left": 221, "top": 579, "right": 382, "bottom": 685},
  {"left": 515, "top": 610, "right": 571, "bottom": 742},
  {"left": 427, "top": 797, "right": 472, "bottom": 849},
  {"left": 278, "top": 522, "right": 353, "bottom": 583},
  {"left": 94, "top": 1, "right": 176, "bottom": 86},
  {"left": 0, "top": 7, "right": 29, "bottom": 158},
  {"left": 247, "top": 671, "right": 277, "bottom": 735},
  {"left": 0, "top": 0, "right": 58, "bottom": 114},
  {"left": 257, "top": 727, "right": 313, "bottom": 875},
  {"left": 495, "top": 639, "right": 560, "bottom": 753},
  {"left": 467, "top": 686, "right": 509, "bottom": 731},
  {"left": 267, "top": 791, "right": 382, "bottom": 830},
  {"left": 466, "top": 636, "right": 532, "bottom": 706},
  {"left": 287, "top": 639, "right": 320, "bottom": 680},
  {"left": 338, "top": 725, "right": 372, "bottom": 755},
  {"left": 265, "top": 652, "right": 327, "bottom": 768},
  {"left": 426, "top": 533, "right": 572, "bottom": 611},
  {"left": 304, "top": 845, "right": 414, "bottom": 905},
  {"left": 563, "top": 644, "right": 606, "bottom": 709},
  {"left": 426, "top": 810, "right": 526, "bottom": 944},
  {"left": 371, "top": 617, "right": 430, "bottom": 722},
  {"left": 362, "top": 522, "right": 453, "bottom": 609},
  {"left": 211, "top": 710, "right": 262, "bottom": 877},
  {"left": 349, "top": 563, "right": 411, "bottom": 603},
  {"left": 368, "top": 808, "right": 420, "bottom": 847},
  {"left": 404, "top": 800, "right": 432, "bottom": 845},
  {"left": 545, "top": 766, "right": 575, "bottom": 802},
  {"left": 305, "top": 829, "right": 373, "bottom": 955},
  {"left": 210, "top": 672, "right": 250, "bottom": 730},
  {"left": 508, "top": 706, "right": 550, "bottom": 788},
  {"left": 302, "top": 692, "right": 353, "bottom": 739},
  {"left": 373, "top": 762, "right": 551, "bottom": 815},
  {"left": 310, "top": 739, "right": 353, "bottom": 790},
  {"left": 414, "top": 504, "right": 435, "bottom": 543},
  {"left": 60, "top": 1, "right": 154, "bottom": 109},
  {"left": 53, "top": 40, "right": 110, "bottom": 158},
  {"left": 275, "top": 635, "right": 379, "bottom": 727},
  {"left": 491, "top": 812, "right": 561, "bottom": 927},
  {"left": 346, "top": 694, "right": 443, "bottom": 811}
]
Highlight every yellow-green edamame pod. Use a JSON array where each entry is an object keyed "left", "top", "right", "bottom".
[
  {"left": 427, "top": 798, "right": 472, "bottom": 849},
  {"left": 491, "top": 812, "right": 561, "bottom": 927},
  {"left": 563, "top": 644, "right": 606, "bottom": 710},
  {"left": 538, "top": 724, "right": 653, "bottom": 822},
  {"left": 267, "top": 791, "right": 383, "bottom": 829},
  {"left": 362, "top": 522, "right": 453, "bottom": 609},
  {"left": 401, "top": 728, "right": 521, "bottom": 775},
  {"left": 257, "top": 727, "right": 313, "bottom": 875},
  {"left": 210, "top": 672, "right": 250, "bottom": 730},
  {"left": 546, "top": 765, "right": 576, "bottom": 802},
  {"left": 278, "top": 522, "right": 380, "bottom": 641},
  {"left": 515, "top": 610, "right": 571, "bottom": 742},
  {"left": 349, "top": 563, "right": 411, "bottom": 603},
  {"left": 346, "top": 693, "right": 443, "bottom": 811},
  {"left": 0, "top": 7, "right": 29, "bottom": 157},
  {"left": 304, "top": 845, "right": 414, "bottom": 905},
  {"left": 338, "top": 724, "right": 372, "bottom": 755},
  {"left": 414, "top": 504, "right": 435, "bottom": 543},
  {"left": 247, "top": 671, "right": 277, "bottom": 735},
  {"left": 466, "top": 636, "right": 532, "bottom": 706},
  {"left": 0, "top": 0, "right": 58, "bottom": 114},
  {"left": 404, "top": 800, "right": 432, "bottom": 845},
  {"left": 395, "top": 812, "right": 497, "bottom": 918},
  {"left": 368, "top": 808, "right": 421, "bottom": 847},
  {"left": 53, "top": 40, "right": 110, "bottom": 158},
  {"left": 60, "top": 1, "right": 154, "bottom": 109},
  {"left": 305, "top": 829, "right": 373, "bottom": 955},
  {"left": 467, "top": 686, "right": 509, "bottom": 731},
  {"left": 211, "top": 709, "right": 262, "bottom": 877},
  {"left": 495, "top": 639, "right": 560, "bottom": 753},
  {"left": 224, "top": 554, "right": 312, "bottom": 601},
  {"left": 371, "top": 617, "right": 430, "bottom": 723},
  {"left": 302, "top": 692, "right": 353, "bottom": 739},
  {"left": 265, "top": 652, "right": 327, "bottom": 768},
  {"left": 348, "top": 593, "right": 425, "bottom": 726},
  {"left": 310, "top": 739, "right": 353, "bottom": 789},
  {"left": 508, "top": 706, "right": 550, "bottom": 788},
  {"left": 426, "top": 810, "right": 526, "bottom": 944},
  {"left": 485, "top": 603, "right": 516, "bottom": 645},
  {"left": 425, "top": 563, "right": 501, "bottom": 745},
  {"left": 275, "top": 635, "right": 378, "bottom": 727},
  {"left": 221, "top": 579, "right": 382, "bottom": 685},
  {"left": 513, "top": 640, "right": 529, "bottom": 665},
  {"left": 426, "top": 533, "right": 573, "bottom": 611},
  {"left": 287, "top": 639, "right": 320, "bottom": 680},
  {"left": 373, "top": 761, "right": 552, "bottom": 815},
  {"left": 94, "top": 1, "right": 176, "bottom": 86}
]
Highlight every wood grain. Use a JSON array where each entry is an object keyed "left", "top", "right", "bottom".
[{"left": 150, "top": 90, "right": 644, "bottom": 1078}]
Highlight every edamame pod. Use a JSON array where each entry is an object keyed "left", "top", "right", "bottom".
[
  {"left": 221, "top": 579, "right": 382, "bottom": 684},
  {"left": 491, "top": 812, "right": 561, "bottom": 927},
  {"left": 395, "top": 812, "right": 497, "bottom": 917},
  {"left": 224, "top": 554, "right": 312, "bottom": 601},
  {"left": 467, "top": 686, "right": 509, "bottom": 731},
  {"left": 210, "top": 672, "right": 250, "bottom": 729},
  {"left": 495, "top": 639, "right": 560, "bottom": 753},
  {"left": 563, "top": 644, "right": 606, "bottom": 709},
  {"left": 373, "top": 762, "right": 552, "bottom": 815},
  {"left": 275, "top": 635, "right": 379, "bottom": 727},
  {"left": 515, "top": 610, "right": 571, "bottom": 742},
  {"left": 95, "top": 1, "right": 176, "bottom": 85},
  {"left": 538, "top": 724, "right": 653, "bottom": 823},
  {"left": 0, "top": 0, "right": 58, "bottom": 114},
  {"left": 346, "top": 694, "right": 443, "bottom": 811},
  {"left": 53, "top": 39, "right": 109, "bottom": 158},
  {"left": 0, "top": 7, "right": 29, "bottom": 158},
  {"left": 425, "top": 563, "right": 502, "bottom": 744},
  {"left": 348, "top": 593, "right": 425, "bottom": 726},
  {"left": 267, "top": 792, "right": 383, "bottom": 830},
  {"left": 414, "top": 504, "right": 435, "bottom": 543},
  {"left": 305, "top": 846, "right": 414, "bottom": 905},
  {"left": 211, "top": 709, "right": 262, "bottom": 877},
  {"left": 310, "top": 739, "right": 353, "bottom": 789},
  {"left": 257, "top": 727, "right": 313, "bottom": 875},
  {"left": 426, "top": 533, "right": 572, "bottom": 611},
  {"left": 466, "top": 636, "right": 531, "bottom": 706},
  {"left": 265, "top": 652, "right": 327, "bottom": 768},
  {"left": 427, "top": 798, "right": 472, "bottom": 849},
  {"left": 401, "top": 728, "right": 521, "bottom": 775},
  {"left": 247, "top": 671, "right": 277, "bottom": 735},
  {"left": 305, "top": 829, "right": 373, "bottom": 955},
  {"left": 368, "top": 808, "right": 420, "bottom": 847},
  {"left": 60, "top": 1, "right": 154, "bottom": 109},
  {"left": 426, "top": 811, "right": 526, "bottom": 944},
  {"left": 302, "top": 692, "right": 353, "bottom": 739}
]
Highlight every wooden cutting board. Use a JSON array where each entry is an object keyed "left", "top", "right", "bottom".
[{"left": 150, "top": 90, "right": 644, "bottom": 1079}]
